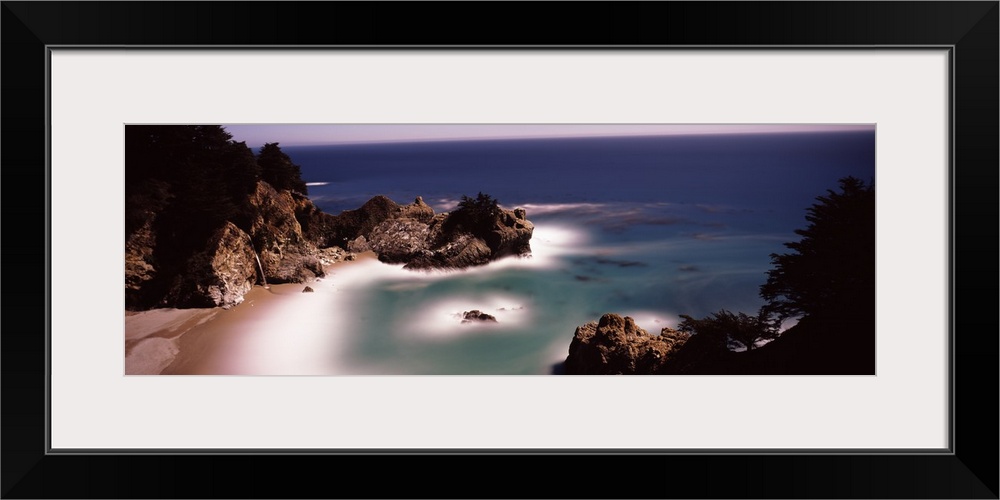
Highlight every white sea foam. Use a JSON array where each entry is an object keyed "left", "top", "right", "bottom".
[
  {"left": 431, "top": 197, "right": 459, "bottom": 212},
  {"left": 618, "top": 309, "right": 680, "bottom": 333},
  {"left": 518, "top": 202, "right": 606, "bottom": 216},
  {"left": 403, "top": 293, "right": 532, "bottom": 340},
  {"left": 522, "top": 224, "right": 590, "bottom": 262},
  {"left": 208, "top": 258, "right": 411, "bottom": 375},
  {"left": 201, "top": 221, "right": 667, "bottom": 373},
  {"left": 305, "top": 181, "right": 330, "bottom": 187}
]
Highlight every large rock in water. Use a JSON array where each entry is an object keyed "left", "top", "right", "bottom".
[
  {"left": 367, "top": 204, "right": 534, "bottom": 270},
  {"left": 462, "top": 310, "right": 498, "bottom": 323},
  {"left": 158, "top": 222, "right": 258, "bottom": 309},
  {"left": 316, "top": 195, "right": 436, "bottom": 248},
  {"left": 564, "top": 313, "right": 691, "bottom": 375}
]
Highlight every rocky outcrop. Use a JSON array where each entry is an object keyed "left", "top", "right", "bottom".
[
  {"left": 125, "top": 183, "right": 533, "bottom": 310},
  {"left": 462, "top": 310, "right": 498, "bottom": 323},
  {"left": 367, "top": 205, "right": 534, "bottom": 270},
  {"left": 367, "top": 219, "right": 432, "bottom": 260},
  {"left": 301, "top": 194, "right": 534, "bottom": 270},
  {"left": 564, "top": 313, "right": 691, "bottom": 375},
  {"left": 346, "top": 235, "right": 371, "bottom": 253},
  {"left": 125, "top": 181, "right": 337, "bottom": 310},
  {"left": 563, "top": 311, "right": 875, "bottom": 375},
  {"left": 125, "top": 212, "right": 159, "bottom": 309},
  {"left": 158, "top": 222, "right": 258, "bottom": 309},
  {"left": 482, "top": 207, "right": 534, "bottom": 258},
  {"left": 328, "top": 196, "right": 435, "bottom": 247},
  {"left": 293, "top": 192, "right": 341, "bottom": 248},
  {"left": 245, "top": 182, "right": 325, "bottom": 284},
  {"left": 125, "top": 179, "right": 173, "bottom": 309}
]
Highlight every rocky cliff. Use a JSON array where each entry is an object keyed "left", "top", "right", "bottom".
[
  {"left": 157, "top": 221, "right": 258, "bottom": 308},
  {"left": 246, "top": 182, "right": 325, "bottom": 284},
  {"left": 126, "top": 185, "right": 534, "bottom": 310},
  {"left": 126, "top": 181, "right": 330, "bottom": 309}
]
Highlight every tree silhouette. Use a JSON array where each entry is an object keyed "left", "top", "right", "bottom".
[
  {"left": 258, "top": 142, "right": 307, "bottom": 194},
  {"left": 444, "top": 192, "right": 501, "bottom": 238},
  {"left": 455, "top": 192, "right": 500, "bottom": 225},
  {"left": 666, "top": 177, "right": 876, "bottom": 373},
  {"left": 677, "top": 309, "right": 779, "bottom": 351},
  {"left": 759, "top": 176, "right": 876, "bottom": 322},
  {"left": 126, "top": 126, "right": 258, "bottom": 243}
]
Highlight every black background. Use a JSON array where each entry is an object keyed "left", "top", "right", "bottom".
[{"left": 2, "top": 2, "right": 997, "bottom": 498}]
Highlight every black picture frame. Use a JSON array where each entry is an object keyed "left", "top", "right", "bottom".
[{"left": 2, "top": 2, "right": 996, "bottom": 498}]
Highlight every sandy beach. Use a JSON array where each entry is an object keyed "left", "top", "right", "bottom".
[{"left": 124, "top": 252, "right": 379, "bottom": 375}]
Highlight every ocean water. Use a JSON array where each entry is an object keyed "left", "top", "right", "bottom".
[{"left": 275, "top": 132, "right": 875, "bottom": 375}]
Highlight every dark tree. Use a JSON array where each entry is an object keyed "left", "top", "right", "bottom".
[
  {"left": 442, "top": 192, "right": 502, "bottom": 239},
  {"left": 125, "top": 125, "right": 257, "bottom": 188},
  {"left": 759, "top": 176, "right": 876, "bottom": 322},
  {"left": 125, "top": 125, "right": 265, "bottom": 248},
  {"left": 455, "top": 192, "right": 500, "bottom": 226},
  {"left": 258, "top": 142, "right": 307, "bottom": 194},
  {"left": 668, "top": 177, "right": 876, "bottom": 373},
  {"left": 677, "top": 309, "right": 779, "bottom": 351},
  {"left": 221, "top": 140, "right": 262, "bottom": 197}
]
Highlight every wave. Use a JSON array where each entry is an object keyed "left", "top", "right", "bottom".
[{"left": 517, "top": 202, "right": 608, "bottom": 216}]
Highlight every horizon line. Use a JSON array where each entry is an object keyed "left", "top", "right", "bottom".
[{"left": 274, "top": 128, "right": 876, "bottom": 148}]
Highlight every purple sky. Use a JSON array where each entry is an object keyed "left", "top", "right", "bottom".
[{"left": 221, "top": 124, "right": 874, "bottom": 149}]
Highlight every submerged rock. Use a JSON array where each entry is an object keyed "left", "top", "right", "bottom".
[
  {"left": 461, "top": 310, "right": 498, "bottom": 324},
  {"left": 302, "top": 286, "right": 314, "bottom": 293}
]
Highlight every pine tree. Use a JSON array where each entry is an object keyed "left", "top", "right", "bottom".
[
  {"left": 759, "top": 176, "right": 876, "bottom": 322},
  {"left": 257, "top": 142, "right": 307, "bottom": 194},
  {"left": 677, "top": 309, "right": 779, "bottom": 351}
]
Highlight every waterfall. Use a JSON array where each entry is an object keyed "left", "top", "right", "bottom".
[{"left": 245, "top": 233, "right": 269, "bottom": 289}]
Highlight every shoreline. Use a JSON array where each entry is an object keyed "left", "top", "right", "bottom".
[{"left": 124, "top": 251, "right": 379, "bottom": 375}]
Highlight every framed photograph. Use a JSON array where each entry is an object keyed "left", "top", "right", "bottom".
[
  {"left": 121, "top": 122, "right": 877, "bottom": 378},
  {"left": 4, "top": 2, "right": 996, "bottom": 498}
]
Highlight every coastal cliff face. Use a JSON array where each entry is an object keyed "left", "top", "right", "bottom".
[
  {"left": 127, "top": 181, "right": 326, "bottom": 309},
  {"left": 124, "top": 211, "right": 159, "bottom": 308},
  {"left": 125, "top": 185, "right": 534, "bottom": 310},
  {"left": 158, "top": 222, "right": 258, "bottom": 309},
  {"left": 564, "top": 313, "right": 691, "bottom": 375},
  {"left": 246, "top": 181, "right": 324, "bottom": 284}
]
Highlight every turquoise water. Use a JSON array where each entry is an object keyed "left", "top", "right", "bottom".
[{"left": 275, "top": 133, "right": 874, "bottom": 374}]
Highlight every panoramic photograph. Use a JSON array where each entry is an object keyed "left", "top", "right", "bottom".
[{"left": 124, "top": 124, "right": 876, "bottom": 375}]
